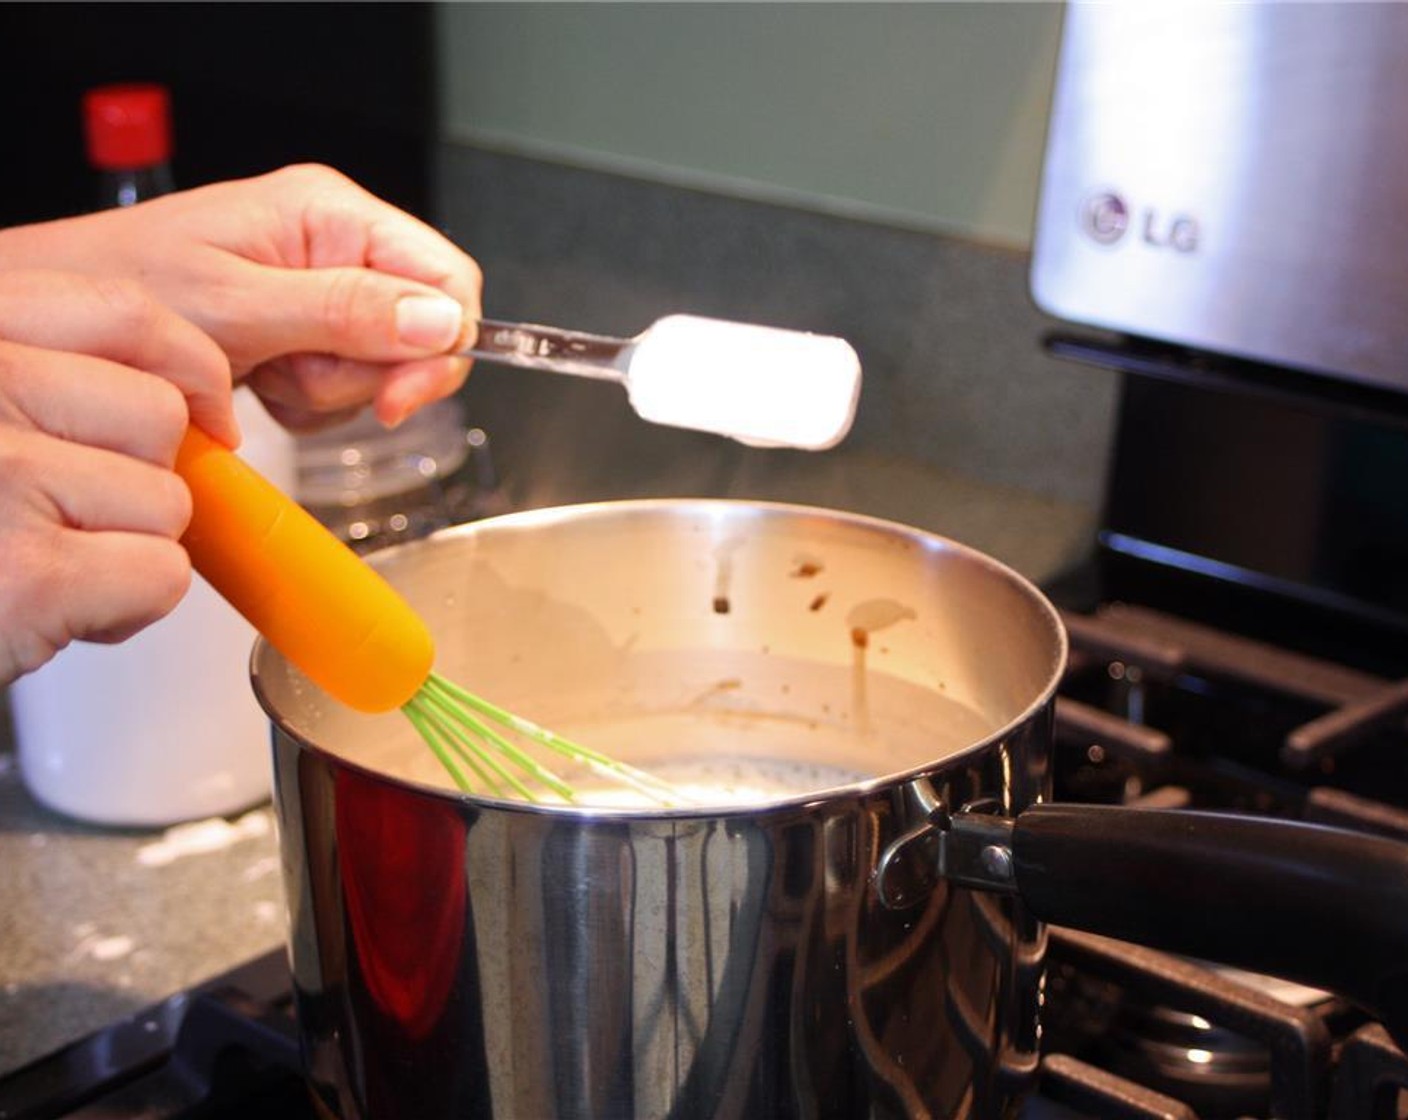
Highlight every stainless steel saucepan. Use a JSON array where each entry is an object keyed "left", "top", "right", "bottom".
[{"left": 254, "top": 500, "right": 1408, "bottom": 1119}]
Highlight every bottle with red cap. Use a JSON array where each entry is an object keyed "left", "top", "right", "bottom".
[
  {"left": 82, "top": 82, "right": 175, "bottom": 207},
  {"left": 7, "top": 81, "right": 297, "bottom": 826}
]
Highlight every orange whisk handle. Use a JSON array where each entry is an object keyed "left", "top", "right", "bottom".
[{"left": 174, "top": 427, "right": 435, "bottom": 713}]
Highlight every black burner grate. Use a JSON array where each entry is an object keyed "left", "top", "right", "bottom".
[{"left": 1043, "top": 604, "right": 1408, "bottom": 1119}]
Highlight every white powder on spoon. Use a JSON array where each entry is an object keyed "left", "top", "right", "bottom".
[{"left": 625, "top": 315, "right": 862, "bottom": 450}]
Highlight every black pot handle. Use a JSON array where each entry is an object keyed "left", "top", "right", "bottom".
[{"left": 1010, "top": 803, "right": 1408, "bottom": 1049}]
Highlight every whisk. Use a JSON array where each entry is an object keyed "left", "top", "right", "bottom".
[{"left": 174, "top": 427, "right": 678, "bottom": 805}]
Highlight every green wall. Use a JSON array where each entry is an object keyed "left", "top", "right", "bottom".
[{"left": 436, "top": 3, "right": 1063, "bottom": 249}]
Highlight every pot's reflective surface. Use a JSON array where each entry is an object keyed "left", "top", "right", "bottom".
[{"left": 256, "top": 501, "right": 1064, "bottom": 1119}]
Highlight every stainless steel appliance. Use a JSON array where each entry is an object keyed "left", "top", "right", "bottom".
[
  {"left": 1032, "top": 1, "right": 1408, "bottom": 663},
  {"left": 1031, "top": 3, "right": 1408, "bottom": 396}
]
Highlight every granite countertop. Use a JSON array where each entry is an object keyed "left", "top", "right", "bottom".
[
  {"left": 0, "top": 723, "right": 285, "bottom": 1075},
  {"left": 0, "top": 447, "right": 1096, "bottom": 1078}
]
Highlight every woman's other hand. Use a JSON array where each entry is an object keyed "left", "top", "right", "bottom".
[{"left": 0, "top": 270, "right": 235, "bottom": 683}]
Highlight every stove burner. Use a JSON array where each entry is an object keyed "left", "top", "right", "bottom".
[
  {"left": 1099, "top": 966, "right": 1336, "bottom": 1119},
  {"left": 1042, "top": 929, "right": 1334, "bottom": 1120}
]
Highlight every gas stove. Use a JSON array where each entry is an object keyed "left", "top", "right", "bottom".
[
  {"left": 3, "top": 595, "right": 1405, "bottom": 1120},
  {"left": 1014, "top": 322, "right": 1408, "bottom": 1118},
  {"left": 1034, "top": 601, "right": 1408, "bottom": 1120}
]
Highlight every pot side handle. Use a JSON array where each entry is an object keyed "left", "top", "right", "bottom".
[{"left": 1010, "top": 803, "right": 1408, "bottom": 1049}]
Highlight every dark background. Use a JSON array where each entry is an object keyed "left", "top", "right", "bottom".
[{"left": 0, "top": 2, "right": 438, "bottom": 225}]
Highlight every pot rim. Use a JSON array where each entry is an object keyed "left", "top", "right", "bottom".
[{"left": 251, "top": 497, "right": 1069, "bottom": 821}]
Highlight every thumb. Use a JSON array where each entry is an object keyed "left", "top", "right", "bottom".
[{"left": 243, "top": 264, "right": 469, "bottom": 367}]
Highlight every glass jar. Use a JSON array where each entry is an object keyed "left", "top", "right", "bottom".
[{"left": 294, "top": 397, "right": 508, "bottom": 554}]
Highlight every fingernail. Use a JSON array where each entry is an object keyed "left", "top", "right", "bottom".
[
  {"left": 396, "top": 295, "right": 463, "bottom": 351},
  {"left": 379, "top": 395, "right": 411, "bottom": 429}
]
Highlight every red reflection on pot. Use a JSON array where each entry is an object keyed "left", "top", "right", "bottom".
[{"left": 335, "top": 769, "right": 467, "bottom": 1039}]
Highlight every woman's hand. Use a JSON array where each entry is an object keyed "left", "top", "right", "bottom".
[
  {"left": 0, "top": 164, "right": 483, "bottom": 431},
  {"left": 0, "top": 270, "right": 236, "bottom": 684}
]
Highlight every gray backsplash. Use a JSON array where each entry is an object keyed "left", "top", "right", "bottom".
[{"left": 434, "top": 141, "right": 1120, "bottom": 517}]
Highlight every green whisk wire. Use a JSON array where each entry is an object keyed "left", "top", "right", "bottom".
[
  {"left": 401, "top": 672, "right": 679, "bottom": 806},
  {"left": 405, "top": 697, "right": 518, "bottom": 800}
]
